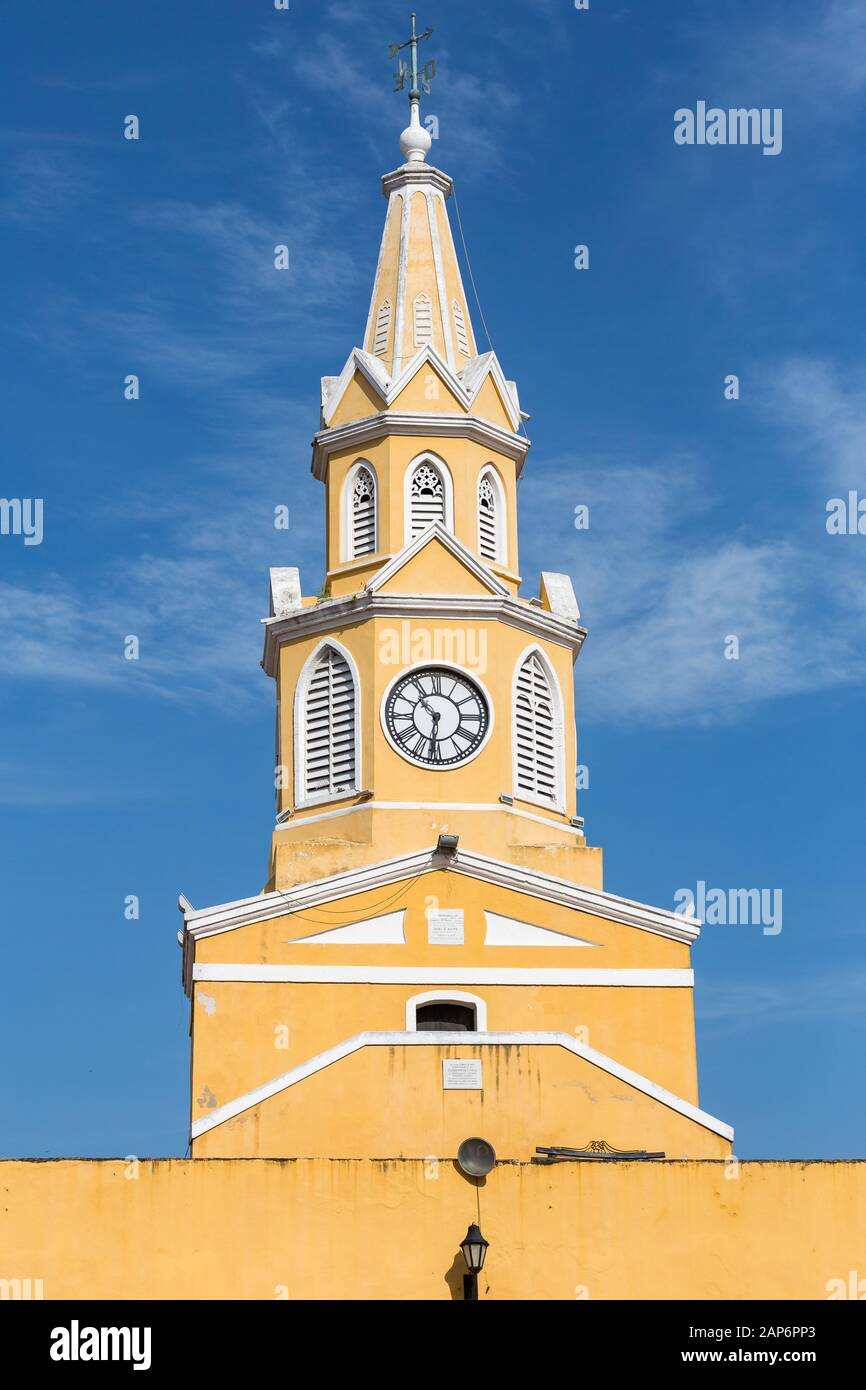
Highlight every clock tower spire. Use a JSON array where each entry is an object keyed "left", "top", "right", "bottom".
[{"left": 180, "top": 25, "right": 729, "bottom": 1175}]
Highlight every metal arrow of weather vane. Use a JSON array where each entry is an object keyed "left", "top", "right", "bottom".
[{"left": 389, "top": 11, "right": 436, "bottom": 98}]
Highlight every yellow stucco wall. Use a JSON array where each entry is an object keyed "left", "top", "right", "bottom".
[
  {"left": 3, "top": 1159, "right": 863, "bottom": 1300},
  {"left": 273, "top": 610, "right": 580, "bottom": 851},
  {"left": 323, "top": 433, "right": 520, "bottom": 588},
  {"left": 187, "top": 866, "right": 700, "bottom": 1157},
  {"left": 190, "top": 983, "right": 697, "bottom": 1118},
  {"left": 192, "top": 1039, "right": 722, "bottom": 1161}
]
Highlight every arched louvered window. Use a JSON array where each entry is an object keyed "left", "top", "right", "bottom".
[
  {"left": 298, "top": 644, "right": 359, "bottom": 804},
  {"left": 452, "top": 299, "right": 470, "bottom": 357},
  {"left": 373, "top": 300, "right": 392, "bottom": 357},
  {"left": 349, "top": 465, "right": 376, "bottom": 558},
  {"left": 514, "top": 651, "right": 560, "bottom": 806},
  {"left": 478, "top": 469, "right": 502, "bottom": 562},
  {"left": 409, "top": 461, "right": 446, "bottom": 538},
  {"left": 413, "top": 292, "right": 433, "bottom": 348}
]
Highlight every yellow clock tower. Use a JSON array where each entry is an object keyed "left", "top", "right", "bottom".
[{"left": 179, "top": 32, "right": 732, "bottom": 1168}]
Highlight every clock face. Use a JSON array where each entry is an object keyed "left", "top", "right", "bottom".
[{"left": 383, "top": 666, "right": 490, "bottom": 767}]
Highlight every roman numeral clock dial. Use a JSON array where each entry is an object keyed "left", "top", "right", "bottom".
[{"left": 383, "top": 666, "right": 491, "bottom": 767}]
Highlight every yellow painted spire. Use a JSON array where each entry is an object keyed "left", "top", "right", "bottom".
[{"left": 362, "top": 16, "right": 478, "bottom": 377}]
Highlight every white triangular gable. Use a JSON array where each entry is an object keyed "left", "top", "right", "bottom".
[
  {"left": 484, "top": 912, "right": 597, "bottom": 948},
  {"left": 365, "top": 521, "right": 509, "bottom": 597},
  {"left": 290, "top": 911, "right": 405, "bottom": 946}
]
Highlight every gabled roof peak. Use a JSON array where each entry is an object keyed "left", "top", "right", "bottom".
[
  {"left": 320, "top": 343, "right": 522, "bottom": 432},
  {"left": 365, "top": 520, "right": 510, "bottom": 598}
]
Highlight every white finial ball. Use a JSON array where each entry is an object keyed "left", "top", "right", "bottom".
[{"left": 399, "top": 103, "right": 431, "bottom": 164}]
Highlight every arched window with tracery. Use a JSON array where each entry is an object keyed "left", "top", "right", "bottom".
[
  {"left": 349, "top": 465, "right": 376, "bottom": 558},
  {"left": 409, "top": 461, "right": 446, "bottom": 538}
]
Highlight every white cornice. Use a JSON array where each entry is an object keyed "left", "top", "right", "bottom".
[
  {"left": 189, "top": 1028, "right": 733, "bottom": 1143},
  {"left": 381, "top": 163, "right": 453, "bottom": 198},
  {"left": 273, "top": 799, "right": 586, "bottom": 840},
  {"left": 366, "top": 521, "right": 510, "bottom": 598},
  {"left": 181, "top": 846, "right": 700, "bottom": 993},
  {"left": 312, "top": 410, "right": 529, "bottom": 479},
  {"left": 261, "top": 591, "right": 586, "bottom": 676}
]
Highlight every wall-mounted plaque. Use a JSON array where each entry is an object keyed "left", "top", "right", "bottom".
[
  {"left": 427, "top": 908, "right": 464, "bottom": 944},
  {"left": 442, "top": 1059, "right": 483, "bottom": 1090}
]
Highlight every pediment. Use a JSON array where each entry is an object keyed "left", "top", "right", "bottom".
[{"left": 366, "top": 523, "right": 509, "bottom": 599}]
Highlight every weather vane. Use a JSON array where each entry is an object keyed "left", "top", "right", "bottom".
[{"left": 389, "top": 12, "right": 436, "bottom": 101}]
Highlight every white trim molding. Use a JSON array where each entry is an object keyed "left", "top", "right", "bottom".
[
  {"left": 261, "top": 589, "right": 584, "bottom": 679},
  {"left": 311, "top": 410, "right": 530, "bottom": 481},
  {"left": 189, "top": 1029, "right": 732, "bottom": 1144},
  {"left": 405, "top": 989, "right": 488, "bottom": 1031},
  {"left": 193, "top": 965, "right": 694, "bottom": 987},
  {"left": 275, "top": 799, "right": 583, "bottom": 840},
  {"left": 181, "top": 846, "right": 701, "bottom": 992},
  {"left": 318, "top": 344, "right": 523, "bottom": 435},
  {"left": 366, "top": 520, "right": 510, "bottom": 599}
]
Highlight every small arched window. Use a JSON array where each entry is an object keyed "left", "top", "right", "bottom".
[
  {"left": 514, "top": 650, "right": 559, "bottom": 805},
  {"left": 478, "top": 469, "right": 504, "bottom": 563},
  {"left": 405, "top": 990, "right": 487, "bottom": 1031},
  {"left": 409, "top": 461, "right": 446, "bottom": 538},
  {"left": 415, "top": 1001, "right": 476, "bottom": 1032},
  {"left": 413, "top": 292, "right": 433, "bottom": 348},
  {"left": 349, "top": 465, "right": 376, "bottom": 558},
  {"left": 299, "top": 644, "right": 358, "bottom": 802}
]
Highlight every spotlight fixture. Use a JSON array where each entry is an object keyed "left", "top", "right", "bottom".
[
  {"left": 457, "top": 1137, "right": 496, "bottom": 1178},
  {"left": 436, "top": 833, "right": 459, "bottom": 856}
]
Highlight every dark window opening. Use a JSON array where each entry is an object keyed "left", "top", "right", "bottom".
[{"left": 415, "top": 1001, "right": 476, "bottom": 1032}]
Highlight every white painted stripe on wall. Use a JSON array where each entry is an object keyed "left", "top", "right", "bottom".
[
  {"left": 275, "top": 799, "right": 586, "bottom": 838},
  {"left": 192, "top": 965, "right": 694, "bottom": 987}
]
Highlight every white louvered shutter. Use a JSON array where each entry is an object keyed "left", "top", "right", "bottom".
[
  {"left": 351, "top": 467, "right": 376, "bottom": 557},
  {"left": 515, "top": 653, "right": 557, "bottom": 803},
  {"left": 304, "top": 648, "right": 356, "bottom": 798},
  {"left": 373, "top": 301, "right": 392, "bottom": 357},
  {"left": 478, "top": 474, "right": 498, "bottom": 560},
  {"left": 409, "top": 463, "right": 445, "bottom": 538},
  {"left": 413, "top": 293, "right": 433, "bottom": 348},
  {"left": 453, "top": 299, "right": 470, "bottom": 357}
]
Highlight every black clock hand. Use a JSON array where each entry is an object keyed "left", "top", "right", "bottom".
[{"left": 419, "top": 698, "right": 441, "bottom": 728}]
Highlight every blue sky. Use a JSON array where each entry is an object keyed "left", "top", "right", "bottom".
[{"left": 1, "top": 0, "right": 865, "bottom": 1158}]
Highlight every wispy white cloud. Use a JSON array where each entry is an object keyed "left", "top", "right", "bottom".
[
  {"left": 285, "top": 27, "right": 522, "bottom": 175},
  {"left": 756, "top": 0, "right": 866, "bottom": 103},
  {"left": 668, "top": 0, "right": 866, "bottom": 108},
  {"left": 760, "top": 355, "right": 866, "bottom": 493},
  {"left": 698, "top": 968, "right": 866, "bottom": 1025},
  {"left": 519, "top": 433, "right": 866, "bottom": 726},
  {"left": 0, "top": 146, "right": 94, "bottom": 224}
]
